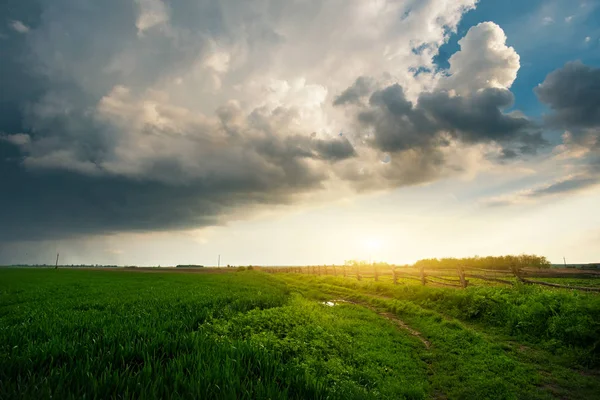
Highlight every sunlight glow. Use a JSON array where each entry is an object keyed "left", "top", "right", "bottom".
[{"left": 363, "top": 237, "right": 383, "bottom": 251}]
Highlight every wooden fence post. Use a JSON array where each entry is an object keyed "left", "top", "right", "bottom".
[
  {"left": 420, "top": 266, "right": 426, "bottom": 286},
  {"left": 392, "top": 268, "right": 398, "bottom": 285},
  {"left": 458, "top": 267, "right": 467, "bottom": 288},
  {"left": 511, "top": 264, "right": 524, "bottom": 282}
]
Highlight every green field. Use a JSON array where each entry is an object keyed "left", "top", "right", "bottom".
[{"left": 1, "top": 269, "right": 599, "bottom": 399}]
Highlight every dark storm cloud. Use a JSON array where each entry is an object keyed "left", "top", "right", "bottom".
[
  {"left": 4, "top": 0, "right": 596, "bottom": 242},
  {"left": 256, "top": 134, "right": 356, "bottom": 162},
  {"left": 0, "top": 116, "right": 359, "bottom": 241},
  {"left": 500, "top": 148, "right": 518, "bottom": 159},
  {"left": 333, "top": 76, "right": 376, "bottom": 106},
  {"left": 0, "top": 0, "right": 362, "bottom": 241},
  {"left": 480, "top": 61, "right": 600, "bottom": 208},
  {"left": 531, "top": 61, "right": 600, "bottom": 199},
  {"left": 419, "top": 89, "right": 531, "bottom": 143},
  {"left": 313, "top": 137, "right": 357, "bottom": 161},
  {"left": 0, "top": 138, "right": 330, "bottom": 241},
  {"left": 535, "top": 61, "right": 600, "bottom": 130},
  {"left": 341, "top": 83, "right": 545, "bottom": 156}
]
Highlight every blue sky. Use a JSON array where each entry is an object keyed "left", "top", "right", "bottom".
[{"left": 437, "top": 0, "right": 600, "bottom": 120}]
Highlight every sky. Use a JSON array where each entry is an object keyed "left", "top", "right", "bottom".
[{"left": 1, "top": 0, "right": 599, "bottom": 266}]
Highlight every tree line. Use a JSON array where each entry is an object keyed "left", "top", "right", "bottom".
[{"left": 344, "top": 254, "right": 551, "bottom": 270}]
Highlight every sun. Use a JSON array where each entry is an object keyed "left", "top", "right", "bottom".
[{"left": 362, "top": 237, "right": 383, "bottom": 251}]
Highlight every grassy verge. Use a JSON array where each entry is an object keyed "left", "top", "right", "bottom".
[{"left": 276, "top": 274, "right": 600, "bottom": 399}]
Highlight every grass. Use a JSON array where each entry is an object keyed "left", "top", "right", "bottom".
[
  {"left": 1, "top": 268, "right": 599, "bottom": 399},
  {"left": 277, "top": 274, "right": 600, "bottom": 398},
  {"left": 1, "top": 269, "right": 428, "bottom": 399},
  {"left": 526, "top": 277, "right": 600, "bottom": 288}
]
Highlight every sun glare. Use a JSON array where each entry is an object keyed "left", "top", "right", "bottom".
[{"left": 363, "top": 237, "right": 383, "bottom": 251}]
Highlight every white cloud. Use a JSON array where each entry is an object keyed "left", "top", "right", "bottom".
[
  {"left": 438, "top": 22, "right": 520, "bottom": 95},
  {"left": 203, "top": 49, "right": 231, "bottom": 74},
  {"left": 565, "top": 15, "right": 574, "bottom": 22},
  {"left": 9, "top": 20, "right": 30, "bottom": 33},
  {"left": 542, "top": 16, "right": 554, "bottom": 25},
  {"left": 0, "top": 133, "right": 31, "bottom": 147},
  {"left": 135, "top": 0, "right": 169, "bottom": 35},
  {"left": 585, "top": 36, "right": 591, "bottom": 42}
]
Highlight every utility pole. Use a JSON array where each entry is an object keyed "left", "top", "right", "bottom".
[
  {"left": 55, "top": 253, "right": 60, "bottom": 269},
  {"left": 218, "top": 254, "right": 221, "bottom": 268},
  {"left": 563, "top": 257, "right": 567, "bottom": 267}
]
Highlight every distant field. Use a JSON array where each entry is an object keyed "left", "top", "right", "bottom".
[{"left": 1, "top": 269, "right": 599, "bottom": 399}]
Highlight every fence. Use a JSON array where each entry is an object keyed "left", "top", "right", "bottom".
[{"left": 257, "top": 265, "right": 600, "bottom": 292}]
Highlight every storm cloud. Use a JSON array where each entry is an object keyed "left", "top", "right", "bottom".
[
  {"left": 483, "top": 61, "right": 600, "bottom": 206},
  {"left": 5, "top": 0, "right": 589, "bottom": 244},
  {"left": 535, "top": 61, "right": 600, "bottom": 131},
  {"left": 333, "top": 77, "right": 377, "bottom": 106},
  {"left": 532, "top": 62, "right": 600, "bottom": 197},
  {"left": 340, "top": 83, "right": 545, "bottom": 157}
]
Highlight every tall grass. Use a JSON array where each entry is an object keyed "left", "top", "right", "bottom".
[
  {"left": 0, "top": 269, "right": 428, "bottom": 399},
  {"left": 286, "top": 275, "right": 600, "bottom": 367}
]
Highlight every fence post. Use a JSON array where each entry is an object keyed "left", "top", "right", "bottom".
[
  {"left": 420, "top": 266, "right": 426, "bottom": 286},
  {"left": 374, "top": 264, "right": 379, "bottom": 282},
  {"left": 511, "top": 264, "right": 524, "bottom": 282},
  {"left": 392, "top": 268, "right": 398, "bottom": 285},
  {"left": 458, "top": 267, "right": 467, "bottom": 288}
]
